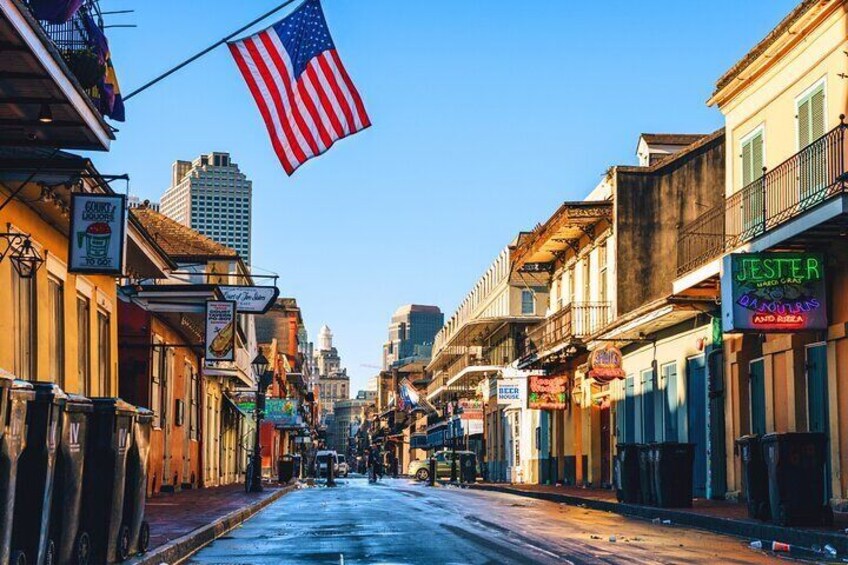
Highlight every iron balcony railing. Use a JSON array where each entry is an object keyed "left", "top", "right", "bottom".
[
  {"left": 678, "top": 120, "right": 848, "bottom": 276},
  {"left": 520, "top": 302, "right": 612, "bottom": 359}
]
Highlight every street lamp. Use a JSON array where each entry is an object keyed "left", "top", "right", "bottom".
[{"left": 249, "top": 352, "right": 269, "bottom": 492}]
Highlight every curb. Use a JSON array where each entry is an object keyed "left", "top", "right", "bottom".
[
  {"left": 467, "top": 484, "right": 848, "bottom": 555},
  {"left": 128, "top": 483, "right": 298, "bottom": 565}
]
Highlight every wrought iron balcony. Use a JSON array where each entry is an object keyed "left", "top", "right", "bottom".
[
  {"left": 520, "top": 302, "right": 612, "bottom": 360},
  {"left": 678, "top": 120, "right": 848, "bottom": 277}
]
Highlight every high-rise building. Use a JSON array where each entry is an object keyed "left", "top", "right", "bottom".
[
  {"left": 159, "top": 152, "right": 252, "bottom": 263},
  {"left": 382, "top": 305, "right": 444, "bottom": 369},
  {"left": 313, "top": 324, "right": 349, "bottom": 421}
]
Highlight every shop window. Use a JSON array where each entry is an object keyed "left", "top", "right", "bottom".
[
  {"left": 48, "top": 277, "right": 65, "bottom": 387},
  {"left": 77, "top": 296, "right": 91, "bottom": 396},
  {"left": 12, "top": 267, "right": 36, "bottom": 380},
  {"left": 97, "top": 311, "right": 111, "bottom": 396}
]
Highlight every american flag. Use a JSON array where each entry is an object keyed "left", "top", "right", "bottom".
[{"left": 228, "top": 0, "right": 370, "bottom": 175}]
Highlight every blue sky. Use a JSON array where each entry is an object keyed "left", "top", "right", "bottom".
[{"left": 91, "top": 0, "right": 798, "bottom": 393}]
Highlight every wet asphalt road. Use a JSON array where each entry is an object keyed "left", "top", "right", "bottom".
[{"left": 187, "top": 477, "right": 781, "bottom": 565}]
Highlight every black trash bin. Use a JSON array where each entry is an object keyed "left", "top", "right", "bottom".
[
  {"left": 12, "top": 382, "right": 67, "bottom": 565},
  {"left": 0, "top": 378, "right": 35, "bottom": 565},
  {"left": 80, "top": 398, "right": 136, "bottom": 563},
  {"left": 459, "top": 452, "right": 477, "bottom": 484},
  {"left": 50, "top": 393, "right": 93, "bottom": 565},
  {"left": 652, "top": 442, "right": 695, "bottom": 508},
  {"left": 637, "top": 444, "right": 656, "bottom": 506},
  {"left": 762, "top": 432, "right": 831, "bottom": 526},
  {"left": 124, "top": 407, "right": 153, "bottom": 558},
  {"left": 735, "top": 435, "right": 769, "bottom": 520},
  {"left": 278, "top": 455, "right": 294, "bottom": 483},
  {"left": 614, "top": 444, "right": 641, "bottom": 503}
]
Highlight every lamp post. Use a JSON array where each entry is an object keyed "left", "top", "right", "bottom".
[
  {"left": 249, "top": 352, "right": 269, "bottom": 493},
  {"left": 449, "top": 393, "right": 459, "bottom": 483}
]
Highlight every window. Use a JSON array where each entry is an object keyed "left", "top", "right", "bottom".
[
  {"left": 567, "top": 266, "right": 575, "bottom": 306},
  {"left": 97, "top": 311, "right": 111, "bottom": 396},
  {"left": 598, "top": 242, "right": 608, "bottom": 304},
  {"left": 77, "top": 296, "right": 91, "bottom": 396},
  {"left": 582, "top": 257, "right": 591, "bottom": 303},
  {"left": 521, "top": 289, "right": 535, "bottom": 315},
  {"left": 798, "top": 81, "right": 825, "bottom": 149},
  {"left": 12, "top": 267, "right": 36, "bottom": 380},
  {"left": 151, "top": 339, "right": 162, "bottom": 427},
  {"left": 797, "top": 81, "right": 827, "bottom": 205},
  {"left": 660, "top": 362, "right": 679, "bottom": 441},
  {"left": 48, "top": 277, "right": 65, "bottom": 387}
]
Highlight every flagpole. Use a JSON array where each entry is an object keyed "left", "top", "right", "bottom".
[{"left": 123, "top": 0, "right": 303, "bottom": 102}]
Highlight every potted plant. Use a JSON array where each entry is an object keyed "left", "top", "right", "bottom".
[{"left": 62, "top": 48, "right": 104, "bottom": 89}]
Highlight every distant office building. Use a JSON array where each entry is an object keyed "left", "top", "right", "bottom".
[
  {"left": 382, "top": 305, "right": 444, "bottom": 369},
  {"left": 159, "top": 151, "right": 252, "bottom": 263},
  {"left": 331, "top": 398, "right": 371, "bottom": 455},
  {"left": 313, "top": 324, "right": 349, "bottom": 420}
]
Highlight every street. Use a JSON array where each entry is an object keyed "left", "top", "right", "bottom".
[{"left": 188, "top": 478, "right": 778, "bottom": 564}]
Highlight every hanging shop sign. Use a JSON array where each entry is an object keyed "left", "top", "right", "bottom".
[
  {"left": 497, "top": 378, "right": 523, "bottom": 409},
  {"left": 587, "top": 345, "right": 625, "bottom": 382},
  {"left": 528, "top": 375, "right": 568, "bottom": 410},
  {"left": 721, "top": 252, "right": 827, "bottom": 332},
  {"left": 219, "top": 285, "right": 280, "bottom": 314},
  {"left": 68, "top": 193, "right": 126, "bottom": 274},
  {"left": 205, "top": 300, "right": 236, "bottom": 361},
  {"left": 265, "top": 398, "right": 300, "bottom": 427}
]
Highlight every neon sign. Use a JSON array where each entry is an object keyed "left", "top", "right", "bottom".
[{"left": 721, "top": 253, "right": 827, "bottom": 332}]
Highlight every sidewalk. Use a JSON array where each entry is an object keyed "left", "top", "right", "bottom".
[
  {"left": 468, "top": 482, "right": 848, "bottom": 557},
  {"left": 129, "top": 481, "right": 297, "bottom": 565}
]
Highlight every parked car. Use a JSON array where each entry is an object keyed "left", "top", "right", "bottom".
[
  {"left": 409, "top": 450, "right": 476, "bottom": 481},
  {"left": 337, "top": 454, "right": 350, "bottom": 477},
  {"left": 316, "top": 450, "right": 339, "bottom": 477}
]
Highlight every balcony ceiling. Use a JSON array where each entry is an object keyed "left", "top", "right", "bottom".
[
  {"left": 514, "top": 201, "right": 613, "bottom": 269},
  {"left": 0, "top": 1, "right": 112, "bottom": 149}
]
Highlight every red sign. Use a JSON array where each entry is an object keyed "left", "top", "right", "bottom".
[
  {"left": 528, "top": 375, "right": 568, "bottom": 410},
  {"left": 588, "top": 345, "right": 625, "bottom": 382}
]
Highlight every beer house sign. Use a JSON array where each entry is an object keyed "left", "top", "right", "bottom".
[{"left": 721, "top": 252, "right": 827, "bottom": 332}]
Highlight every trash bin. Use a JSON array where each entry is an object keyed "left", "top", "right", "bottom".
[
  {"left": 735, "top": 435, "right": 769, "bottom": 520},
  {"left": 278, "top": 455, "right": 294, "bottom": 483},
  {"left": 762, "top": 432, "right": 831, "bottom": 526},
  {"left": 124, "top": 407, "right": 153, "bottom": 558},
  {"left": 50, "top": 393, "right": 93, "bottom": 565},
  {"left": 0, "top": 378, "right": 35, "bottom": 565},
  {"left": 615, "top": 444, "right": 641, "bottom": 503},
  {"left": 459, "top": 452, "right": 477, "bottom": 483},
  {"left": 652, "top": 442, "right": 695, "bottom": 508},
  {"left": 637, "top": 444, "right": 656, "bottom": 506},
  {"left": 80, "top": 398, "right": 136, "bottom": 563},
  {"left": 12, "top": 382, "right": 67, "bottom": 565}
]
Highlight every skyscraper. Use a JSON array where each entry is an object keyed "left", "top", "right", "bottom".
[
  {"left": 382, "top": 305, "right": 444, "bottom": 369},
  {"left": 313, "top": 324, "right": 349, "bottom": 421},
  {"left": 159, "top": 152, "right": 252, "bottom": 263}
]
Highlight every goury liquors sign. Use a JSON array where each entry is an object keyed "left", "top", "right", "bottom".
[
  {"left": 69, "top": 193, "right": 126, "bottom": 274},
  {"left": 721, "top": 252, "right": 827, "bottom": 332}
]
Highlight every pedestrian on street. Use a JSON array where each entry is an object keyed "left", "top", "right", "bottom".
[{"left": 388, "top": 450, "right": 399, "bottom": 478}]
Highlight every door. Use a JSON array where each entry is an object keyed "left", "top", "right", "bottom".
[
  {"left": 806, "top": 344, "right": 831, "bottom": 499},
  {"left": 624, "top": 375, "right": 635, "bottom": 442},
  {"left": 749, "top": 359, "right": 767, "bottom": 435},
  {"left": 640, "top": 369, "right": 655, "bottom": 442},
  {"left": 539, "top": 411, "right": 551, "bottom": 484},
  {"left": 687, "top": 356, "right": 708, "bottom": 498},
  {"left": 600, "top": 403, "right": 611, "bottom": 487}
]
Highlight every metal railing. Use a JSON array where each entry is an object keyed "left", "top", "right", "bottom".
[
  {"left": 677, "top": 120, "right": 848, "bottom": 277},
  {"left": 520, "top": 302, "right": 612, "bottom": 359}
]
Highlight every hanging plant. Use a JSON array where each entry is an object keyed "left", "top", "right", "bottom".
[{"left": 62, "top": 48, "right": 104, "bottom": 89}]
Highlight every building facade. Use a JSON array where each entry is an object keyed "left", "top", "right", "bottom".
[
  {"left": 382, "top": 304, "right": 444, "bottom": 369},
  {"left": 159, "top": 152, "right": 253, "bottom": 263}
]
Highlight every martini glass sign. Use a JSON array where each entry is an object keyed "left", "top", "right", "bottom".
[{"left": 730, "top": 253, "right": 826, "bottom": 331}]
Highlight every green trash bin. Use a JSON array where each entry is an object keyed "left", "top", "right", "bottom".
[
  {"left": 124, "top": 407, "right": 153, "bottom": 557},
  {"left": 12, "top": 382, "right": 67, "bottom": 565},
  {"left": 50, "top": 393, "right": 93, "bottom": 565},
  {"left": 735, "top": 435, "right": 769, "bottom": 520},
  {"left": 80, "top": 398, "right": 136, "bottom": 563},
  {"left": 0, "top": 378, "right": 35, "bottom": 565}
]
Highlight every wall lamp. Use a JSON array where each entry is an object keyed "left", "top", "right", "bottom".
[{"left": 0, "top": 233, "right": 44, "bottom": 279}]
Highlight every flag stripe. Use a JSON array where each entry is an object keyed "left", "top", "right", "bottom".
[
  {"left": 242, "top": 37, "right": 309, "bottom": 165},
  {"left": 260, "top": 32, "right": 321, "bottom": 156},
  {"left": 228, "top": 43, "right": 295, "bottom": 174},
  {"left": 317, "top": 53, "right": 355, "bottom": 134},
  {"left": 322, "top": 52, "right": 363, "bottom": 131},
  {"left": 311, "top": 58, "right": 348, "bottom": 136},
  {"left": 329, "top": 49, "right": 370, "bottom": 128}
]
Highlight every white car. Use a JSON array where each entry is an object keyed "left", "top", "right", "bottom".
[
  {"left": 316, "top": 450, "right": 339, "bottom": 477},
  {"left": 337, "top": 454, "right": 350, "bottom": 477}
]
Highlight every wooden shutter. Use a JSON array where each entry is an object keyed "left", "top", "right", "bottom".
[
  {"left": 742, "top": 131, "right": 763, "bottom": 187},
  {"left": 798, "top": 97, "right": 811, "bottom": 148},
  {"left": 811, "top": 87, "right": 825, "bottom": 141}
]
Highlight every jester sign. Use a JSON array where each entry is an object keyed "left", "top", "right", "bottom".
[{"left": 721, "top": 252, "right": 827, "bottom": 332}]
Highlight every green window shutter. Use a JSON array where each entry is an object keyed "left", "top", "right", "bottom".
[
  {"left": 811, "top": 87, "right": 825, "bottom": 141},
  {"left": 798, "top": 97, "right": 811, "bottom": 148},
  {"left": 751, "top": 133, "right": 763, "bottom": 180},
  {"left": 742, "top": 139, "right": 752, "bottom": 186}
]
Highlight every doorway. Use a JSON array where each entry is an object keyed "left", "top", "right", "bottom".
[
  {"left": 600, "top": 401, "right": 611, "bottom": 487},
  {"left": 687, "top": 355, "right": 707, "bottom": 498},
  {"left": 806, "top": 343, "right": 831, "bottom": 499},
  {"left": 749, "top": 359, "right": 766, "bottom": 435}
]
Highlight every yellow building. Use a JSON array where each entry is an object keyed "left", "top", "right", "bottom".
[{"left": 674, "top": 0, "right": 848, "bottom": 508}]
